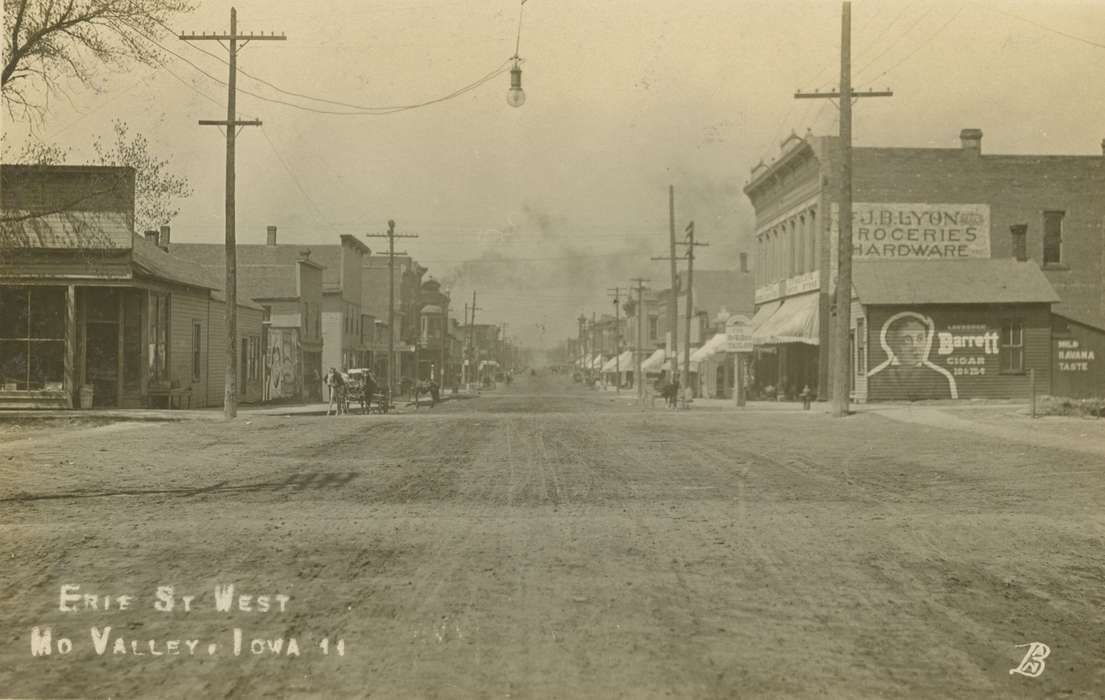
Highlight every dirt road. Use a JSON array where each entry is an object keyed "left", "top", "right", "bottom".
[{"left": 2, "top": 373, "right": 1103, "bottom": 698}]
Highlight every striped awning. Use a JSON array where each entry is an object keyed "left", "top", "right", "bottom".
[
  {"left": 639, "top": 348, "right": 668, "bottom": 372},
  {"left": 690, "top": 332, "right": 730, "bottom": 363},
  {"left": 753, "top": 292, "right": 820, "bottom": 345}
]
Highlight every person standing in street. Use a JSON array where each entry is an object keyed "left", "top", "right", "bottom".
[{"left": 326, "top": 367, "right": 346, "bottom": 416}]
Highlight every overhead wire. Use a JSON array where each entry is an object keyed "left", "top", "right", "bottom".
[
  {"left": 149, "top": 17, "right": 513, "bottom": 115},
  {"left": 969, "top": 1, "right": 1105, "bottom": 52},
  {"left": 258, "top": 125, "right": 342, "bottom": 236},
  {"left": 866, "top": 5, "right": 967, "bottom": 84},
  {"left": 851, "top": 0, "right": 929, "bottom": 81}
]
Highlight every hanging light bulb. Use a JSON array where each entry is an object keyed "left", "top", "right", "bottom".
[{"left": 507, "top": 58, "right": 525, "bottom": 108}]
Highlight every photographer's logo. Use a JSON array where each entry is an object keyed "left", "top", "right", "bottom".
[{"left": 1009, "top": 642, "right": 1050, "bottom": 678}]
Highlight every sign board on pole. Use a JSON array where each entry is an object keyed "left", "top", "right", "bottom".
[{"left": 725, "top": 322, "right": 754, "bottom": 353}]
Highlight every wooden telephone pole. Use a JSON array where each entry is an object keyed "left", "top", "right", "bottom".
[
  {"left": 795, "top": 1, "right": 892, "bottom": 417},
  {"left": 365, "top": 221, "right": 417, "bottom": 400},
  {"left": 629, "top": 277, "right": 649, "bottom": 403},
  {"left": 653, "top": 221, "right": 706, "bottom": 407},
  {"left": 677, "top": 222, "right": 708, "bottom": 407},
  {"left": 467, "top": 293, "right": 483, "bottom": 388},
  {"left": 667, "top": 186, "right": 679, "bottom": 380},
  {"left": 180, "top": 8, "right": 285, "bottom": 420},
  {"left": 607, "top": 287, "right": 626, "bottom": 392}
]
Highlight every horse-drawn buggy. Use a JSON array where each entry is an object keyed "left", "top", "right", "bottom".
[{"left": 344, "top": 368, "right": 389, "bottom": 414}]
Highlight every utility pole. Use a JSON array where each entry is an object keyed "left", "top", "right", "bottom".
[
  {"left": 365, "top": 220, "right": 417, "bottom": 401},
  {"left": 630, "top": 277, "right": 649, "bottom": 404},
  {"left": 181, "top": 8, "right": 285, "bottom": 420},
  {"left": 607, "top": 287, "right": 626, "bottom": 393},
  {"left": 677, "top": 222, "right": 708, "bottom": 408},
  {"left": 440, "top": 291, "right": 449, "bottom": 391},
  {"left": 463, "top": 303, "right": 470, "bottom": 385},
  {"left": 795, "top": 1, "right": 892, "bottom": 417},
  {"left": 667, "top": 185, "right": 679, "bottom": 382},
  {"left": 577, "top": 314, "right": 587, "bottom": 376},
  {"left": 468, "top": 292, "right": 483, "bottom": 388},
  {"left": 590, "top": 311, "right": 597, "bottom": 382}
]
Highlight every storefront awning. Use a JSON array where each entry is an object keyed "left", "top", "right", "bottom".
[
  {"left": 749, "top": 299, "right": 782, "bottom": 332},
  {"left": 690, "top": 332, "right": 730, "bottom": 363},
  {"left": 591, "top": 355, "right": 605, "bottom": 370},
  {"left": 639, "top": 348, "right": 668, "bottom": 372},
  {"left": 753, "top": 292, "right": 820, "bottom": 345},
  {"left": 601, "top": 350, "right": 635, "bottom": 373}
]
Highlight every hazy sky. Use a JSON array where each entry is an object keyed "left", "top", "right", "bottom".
[{"left": 4, "top": 0, "right": 1105, "bottom": 348}]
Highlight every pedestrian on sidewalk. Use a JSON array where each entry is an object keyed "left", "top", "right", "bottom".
[{"left": 326, "top": 367, "right": 346, "bottom": 416}]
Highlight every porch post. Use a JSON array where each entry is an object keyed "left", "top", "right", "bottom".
[
  {"left": 116, "top": 291, "right": 125, "bottom": 406},
  {"left": 65, "top": 285, "right": 76, "bottom": 408}
]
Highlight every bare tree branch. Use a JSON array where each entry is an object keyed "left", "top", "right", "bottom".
[{"left": 2, "top": 0, "right": 193, "bottom": 115}]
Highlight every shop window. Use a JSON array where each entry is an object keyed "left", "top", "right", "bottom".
[
  {"left": 1000, "top": 320, "right": 1025, "bottom": 374},
  {"left": 192, "top": 323, "right": 202, "bottom": 381},
  {"left": 0, "top": 287, "right": 66, "bottom": 390},
  {"left": 648, "top": 315, "right": 659, "bottom": 341},
  {"left": 1043, "top": 211, "right": 1064, "bottom": 265},
  {"left": 148, "top": 293, "right": 169, "bottom": 384}
]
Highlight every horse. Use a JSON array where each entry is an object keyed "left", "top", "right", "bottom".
[{"left": 357, "top": 373, "right": 379, "bottom": 414}]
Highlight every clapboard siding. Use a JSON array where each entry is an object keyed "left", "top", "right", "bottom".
[
  {"left": 170, "top": 292, "right": 211, "bottom": 408},
  {"left": 1051, "top": 315, "right": 1105, "bottom": 398},
  {"left": 866, "top": 304, "right": 1051, "bottom": 401},
  {"left": 205, "top": 301, "right": 265, "bottom": 407}
]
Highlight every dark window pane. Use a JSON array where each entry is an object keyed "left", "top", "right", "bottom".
[
  {"left": 1043, "top": 211, "right": 1064, "bottom": 264},
  {"left": 0, "top": 340, "right": 29, "bottom": 388},
  {"left": 29, "top": 287, "right": 66, "bottom": 339},
  {"left": 29, "top": 340, "right": 65, "bottom": 389},
  {"left": 123, "top": 292, "right": 142, "bottom": 389},
  {"left": 0, "top": 288, "right": 29, "bottom": 339},
  {"left": 86, "top": 288, "right": 119, "bottom": 322}
]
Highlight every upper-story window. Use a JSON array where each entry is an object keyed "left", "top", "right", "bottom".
[{"left": 1043, "top": 210, "right": 1064, "bottom": 265}]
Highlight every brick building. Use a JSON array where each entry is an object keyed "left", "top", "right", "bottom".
[
  {"left": 362, "top": 254, "right": 427, "bottom": 389},
  {"left": 743, "top": 128, "right": 1105, "bottom": 401}
]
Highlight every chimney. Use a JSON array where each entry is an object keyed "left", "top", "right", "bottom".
[
  {"left": 267, "top": 225, "right": 278, "bottom": 246},
  {"left": 1100, "top": 138, "right": 1105, "bottom": 156},
  {"left": 1010, "top": 224, "right": 1027, "bottom": 262},
  {"left": 960, "top": 128, "right": 983, "bottom": 155},
  {"left": 739, "top": 252, "right": 749, "bottom": 273},
  {"left": 158, "top": 224, "right": 170, "bottom": 250},
  {"left": 144, "top": 229, "right": 159, "bottom": 244}
]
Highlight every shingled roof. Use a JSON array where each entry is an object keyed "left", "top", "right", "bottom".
[
  {"left": 170, "top": 243, "right": 325, "bottom": 301},
  {"left": 852, "top": 259, "right": 1060, "bottom": 305},
  {"left": 131, "top": 234, "right": 219, "bottom": 290}
]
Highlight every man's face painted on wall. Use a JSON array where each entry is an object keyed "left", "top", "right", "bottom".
[{"left": 888, "top": 318, "right": 929, "bottom": 366}]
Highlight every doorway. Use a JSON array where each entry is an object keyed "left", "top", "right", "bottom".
[{"left": 86, "top": 322, "right": 118, "bottom": 407}]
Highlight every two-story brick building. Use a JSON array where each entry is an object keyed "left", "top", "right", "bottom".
[{"left": 743, "top": 128, "right": 1104, "bottom": 401}]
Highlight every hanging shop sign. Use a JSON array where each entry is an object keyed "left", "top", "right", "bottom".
[{"left": 725, "top": 322, "right": 754, "bottom": 353}]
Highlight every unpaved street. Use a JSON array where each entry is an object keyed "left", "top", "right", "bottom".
[{"left": 2, "top": 374, "right": 1104, "bottom": 698}]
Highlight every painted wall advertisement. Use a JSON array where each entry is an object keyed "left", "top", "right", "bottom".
[
  {"left": 1051, "top": 325, "right": 1104, "bottom": 398},
  {"left": 266, "top": 327, "right": 301, "bottom": 401},
  {"left": 866, "top": 311, "right": 1000, "bottom": 400},
  {"left": 830, "top": 202, "right": 991, "bottom": 266}
]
